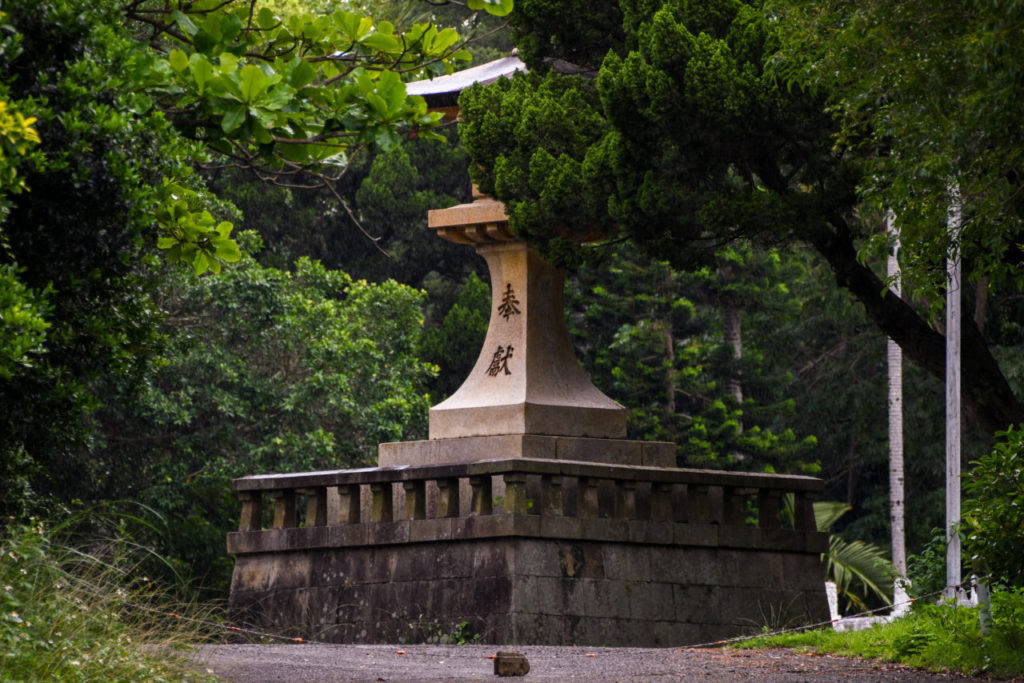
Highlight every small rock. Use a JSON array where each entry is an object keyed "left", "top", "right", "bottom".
[{"left": 494, "top": 651, "right": 530, "bottom": 677}]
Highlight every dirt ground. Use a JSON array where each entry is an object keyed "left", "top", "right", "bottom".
[{"left": 192, "top": 643, "right": 999, "bottom": 682}]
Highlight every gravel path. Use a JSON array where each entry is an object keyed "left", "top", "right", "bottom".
[{"left": 192, "top": 643, "right": 994, "bottom": 682}]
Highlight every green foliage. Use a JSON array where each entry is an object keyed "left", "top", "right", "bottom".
[
  {"left": 0, "top": 96, "right": 40, "bottom": 216},
  {"left": 99, "top": 247, "right": 435, "bottom": 593},
  {"left": 808, "top": 500, "right": 895, "bottom": 613},
  {"left": 567, "top": 243, "right": 818, "bottom": 474},
  {"left": 0, "top": 519, "right": 216, "bottom": 681},
  {"left": 460, "top": 0, "right": 1024, "bottom": 433},
  {"left": 738, "top": 591, "right": 1024, "bottom": 678},
  {"left": 770, "top": 0, "right": 1024, "bottom": 302},
  {"left": 0, "top": 265, "right": 50, "bottom": 380},
  {"left": 420, "top": 271, "right": 490, "bottom": 400},
  {"left": 906, "top": 528, "right": 951, "bottom": 599},
  {"left": 825, "top": 534, "right": 894, "bottom": 613},
  {"left": 963, "top": 425, "right": 1024, "bottom": 587}
]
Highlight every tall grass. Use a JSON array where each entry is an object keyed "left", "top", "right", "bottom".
[
  {"left": 737, "top": 592, "right": 1024, "bottom": 678},
  {"left": 1, "top": 517, "right": 218, "bottom": 681}
]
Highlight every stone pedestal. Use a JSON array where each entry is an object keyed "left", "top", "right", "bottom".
[
  {"left": 226, "top": 460, "right": 831, "bottom": 645},
  {"left": 225, "top": 189, "right": 830, "bottom": 647},
  {"left": 383, "top": 194, "right": 653, "bottom": 468}
]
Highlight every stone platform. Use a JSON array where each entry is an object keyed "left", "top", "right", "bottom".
[{"left": 226, "top": 458, "right": 830, "bottom": 645}]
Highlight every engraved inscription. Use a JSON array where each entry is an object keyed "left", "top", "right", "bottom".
[
  {"left": 486, "top": 345, "right": 514, "bottom": 376},
  {"left": 497, "top": 283, "right": 521, "bottom": 319}
]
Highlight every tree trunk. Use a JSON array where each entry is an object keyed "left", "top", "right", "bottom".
[
  {"left": 810, "top": 218, "right": 1024, "bottom": 433},
  {"left": 723, "top": 306, "right": 743, "bottom": 411},
  {"left": 886, "top": 213, "right": 906, "bottom": 577}
]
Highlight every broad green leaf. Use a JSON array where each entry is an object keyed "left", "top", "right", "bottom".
[
  {"left": 215, "top": 239, "right": 242, "bottom": 262},
  {"left": 256, "top": 8, "right": 277, "bottom": 30},
  {"left": 250, "top": 119, "right": 274, "bottom": 144},
  {"left": 215, "top": 221, "right": 233, "bottom": 238},
  {"left": 267, "top": 84, "right": 296, "bottom": 110},
  {"left": 378, "top": 73, "right": 406, "bottom": 114},
  {"left": 239, "top": 64, "right": 267, "bottom": 103},
  {"left": 277, "top": 142, "right": 310, "bottom": 163},
  {"left": 289, "top": 60, "right": 317, "bottom": 89},
  {"left": 169, "top": 49, "right": 189, "bottom": 73},
  {"left": 432, "top": 28, "right": 459, "bottom": 53},
  {"left": 157, "top": 236, "right": 177, "bottom": 249},
  {"left": 490, "top": 0, "right": 514, "bottom": 16},
  {"left": 219, "top": 13, "right": 243, "bottom": 43},
  {"left": 200, "top": 13, "right": 223, "bottom": 42},
  {"left": 362, "top": 32, "right": 400, "bottom": 53},
  {"left": 189, "top": 54, "right": 214, "bottom": 94},
  {"left": 193, "top": 251, "right": 210, "bottom": 275},
  {"left": 172, "top": 10, "right": 199, "bottom": 36},
  {"left": 219, "top": 52, "right": 238, "bottom": 74},
  {"left": 374, "top": 127, "right": 400, "bottom": 151},
  {"left": 221, "top": 103, "right": 246, "bottom": 133},
  {"left": 365, "top": 93, "right": 388, "bottom": 118}
]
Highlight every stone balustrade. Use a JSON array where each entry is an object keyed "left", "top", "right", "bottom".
[{"left": 227, "top": 458, "right": 824, "bottom": 557}]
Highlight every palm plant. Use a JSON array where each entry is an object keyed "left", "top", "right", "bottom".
[{"left": 785, "top": 497, "right": 896, "bottom": 614}]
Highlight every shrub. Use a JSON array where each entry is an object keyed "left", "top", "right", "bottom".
[{"left": 963, "top": 425, "right": 1024, "bottom": 587}]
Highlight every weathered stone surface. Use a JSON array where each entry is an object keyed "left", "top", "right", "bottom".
[
  {"left": 494, "top": 651, "right": 530, "bottom": 676},
  {"left": 426, "top": 241, "right": 627, "bottom": 440},
  {"left": 378, "top": 435, "right": 676, "bottom": 468}
]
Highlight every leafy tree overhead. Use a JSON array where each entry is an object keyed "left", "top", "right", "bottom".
[
  {"left": 0, "top": 0, "right": 498, "bottom": 520},
  {"left": 458, "top": 0, "right": 1024, "bottom": 434}
]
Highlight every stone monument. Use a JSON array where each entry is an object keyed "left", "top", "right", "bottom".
[{"left": 225, "top": 58, "right": 830, "bottom": 645}]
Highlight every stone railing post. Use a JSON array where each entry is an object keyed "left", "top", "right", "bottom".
[
  {"left": 271, "top": 490, "right": 297, "bottom": 529},
  {"left": 579, "top": 477, "right": 601, "bottom": 518},
  {"left": 617, "top": 480, "right": 638, "bottom": 520},
  {"left": 758, "top": 489, "right": 783, "bottom": 529},
  {"left": 370, "top": 482, "right": 394, "bottom": 522},
  {"left": 437, "top": 478, "right": 460, "bottom": 518},
  {"left": 469, "top": 475, "right": 493, "bottom": 516},
  {"left": 541, "top": 474, "right": 563, "bottom": 516},
  {"left": 297, "top": 487, "right": 327, "bottom": 527},
  {"left": 723, "top": 487, "right": 754, "bottom": 527},
  {"left": 238, "top": 491, "right": 262, "bottom": 531},
  {"left": 502, "top": 473, "right": 529, "bottom": 515},
  {"left": 687, "top": 485, "right": 712, "bottom": 523},
  {"left": 793, "top": 491, "right": 818, "bottom": 531},
  {"left": 651, "top": 482, "right": 674, "bottom": 522},
  {"left": 338, "top": 484, "right": 361, "bottom": 524},
  {"left": 403, "top": 480, "right": 426, "bottom": 520}
]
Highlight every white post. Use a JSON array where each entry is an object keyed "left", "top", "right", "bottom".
[
  {"left": 886, "top": 212, "right": 907, "bottom": 611},
  {"left": 945, "top": 185, "right": 962, "bottom": 600}
]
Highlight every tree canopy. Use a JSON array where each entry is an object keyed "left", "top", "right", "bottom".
[{"left": 458, "top": 0, "right": 1024, "bottom": 433}]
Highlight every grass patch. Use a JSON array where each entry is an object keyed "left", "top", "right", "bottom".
[
  {"left": 735, "top": 593, "right": 1024, "bottom": 679},
  {"left": 1, "top": 518, "right": 219, "bottom": 681}
]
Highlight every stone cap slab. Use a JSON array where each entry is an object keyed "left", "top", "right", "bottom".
[
  {"left": 231, "top": 457, "right": 825, "bottom": 493},
  {"left": 378, "top": 435, "right": 674, "bottom": 468}
]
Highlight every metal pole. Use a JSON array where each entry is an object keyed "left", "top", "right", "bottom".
[{"left": 945, "top": 185, "right": 962, "bottom": 600}]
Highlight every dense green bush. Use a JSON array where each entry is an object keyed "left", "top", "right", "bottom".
[{"left": 963, "top": 425, "right": 1024, "bottom": 587}]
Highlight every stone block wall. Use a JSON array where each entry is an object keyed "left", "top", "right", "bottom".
[{"left": 227, "top": 458, "right": 830, "bottom": 645}]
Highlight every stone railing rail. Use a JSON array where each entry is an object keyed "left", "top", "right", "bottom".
[{"left": 227, "top": 458, "right": 826, "bottom": 556}]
